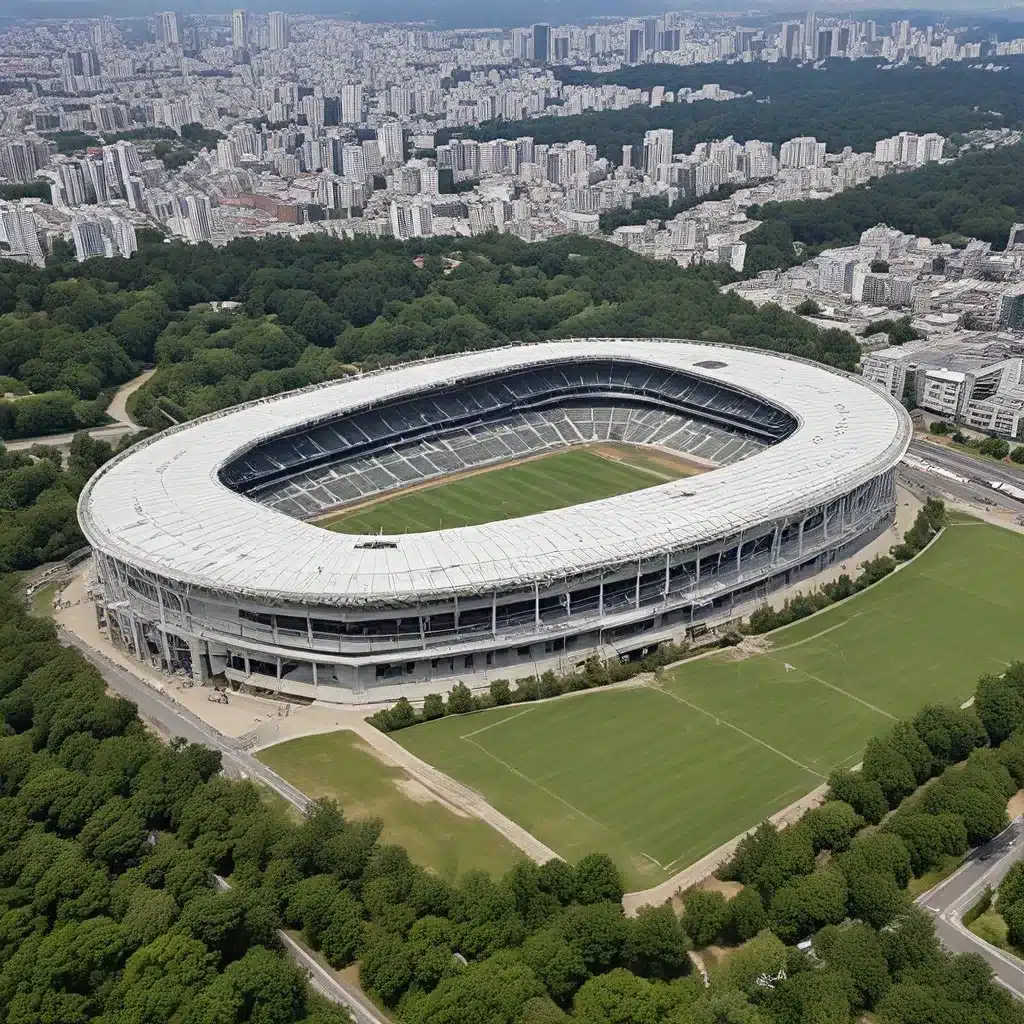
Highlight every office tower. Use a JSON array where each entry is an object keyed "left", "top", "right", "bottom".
[
  {"left": 627, "top": 25, "right": 643, "bottom": 63},
  {"left": 511, "top": 28, "right": 530, "bottom": 58},
  {"left": 621, "top": 144, "right": 633, "bottom": 170},
  {"left": 156, "top": 11, "right": 183, "bottom": 47},
  {"left": 268, "top": 11, "right": 289, "bottom": 49},
  {"left": 376, "top": 120, "right": 404, "bottom": 166},
  {"left": 816, "top": 29, "right": 832, "bottom": 59},
  {"left": 642, "top": 129, "right": 673, "bottom": 177},
  {"left": 65, "top": 50, "right": 101, "bottom": 78},
  {"left": 340, "top": 84, "right": 363, "bottom": 124},
  {"left": 783, "top": 22, "right": 802, "bottom": 58},
  {"left": 553, "top": 34, "right": 569, "bottom": 61},
  {"left": 71, "top": 218, "right": 106, "bottom": 260},
  {"left": 643, "top": 17, "right": 658, "bottom": 50},
  {"left": 531, "top": 23, "right": 549, "bottom": 62},
  {"left": 231, "top": 9, "right": 248, "bottom": 50},
  {"left": 803, "top": 10, "right": 817, "bottom": 55}
]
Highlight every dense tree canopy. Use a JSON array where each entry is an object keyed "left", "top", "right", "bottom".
[{"left": 448, "top": 58, "right": 1024, "bottom": 163}]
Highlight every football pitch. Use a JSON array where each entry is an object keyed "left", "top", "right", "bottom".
[
  {"left": 318, "top": 446, "right": 695, "bottom": 534},
  {"left": 395, "top": 521, "right": 1024, "bottom": 889}
]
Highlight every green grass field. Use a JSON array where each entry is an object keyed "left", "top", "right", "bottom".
[
  {"left": 318, "top": 447, "right": 692, "bottom": 534},
  {"left": 396, "top": 522, "right": 1024, "bottom": 889},
  {"left": 256, "top": 731, "right": 522, "bottom": 881}
]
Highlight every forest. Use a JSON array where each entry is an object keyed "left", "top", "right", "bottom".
[
  {"left": 0, "top": 231, "right": 859, "bottom": 433},
  {"left": 442, "top": 58, "right": 1024, "bottom": 164},
  {"left": 742, "top": 141, "right": 1024, "bottom": 274},
  {"left": 5, "top": 543, "right": 1024, "bottom": 1022}
]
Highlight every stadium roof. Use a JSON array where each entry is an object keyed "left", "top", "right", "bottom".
[{"left": 79, "top": 339, "right": 912, "bottom": 607}]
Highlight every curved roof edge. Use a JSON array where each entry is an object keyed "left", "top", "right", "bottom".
[{"left": 79, "top": 339, "right": 913, "bottom": 606}]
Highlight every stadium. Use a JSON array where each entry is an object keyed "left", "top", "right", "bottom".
[{"left": 77, "top": 338, "right": 912, "bottom": 704}]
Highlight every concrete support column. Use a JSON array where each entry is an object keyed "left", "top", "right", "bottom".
[
  {"left": 534, "top": 583, "right": 540, "bottom": 627},
  {"left": 598, "top": 579, "right": 604, "bottom": 615},
  {"left": 798, "top": 517, "right": 806, "bottom": 557},
  {"left": 663, "top": 552, "right": 670, "bottom": 600},
  {"left": 155, "top": 583, "right": 173, "bottom": 669},
  {"left": 634, "top": 561, "right": 641, "bottom": 610},
  {"left": 306, "top": 614, "right": 314, "bottom": 646},
  {"left": 243, "top": 652, "right": 250, "bottom": 676},
  {"left": 187, "top": 638, "right": 206, "bottom": 683},
  {"left": 491, "top": 592, "right": 497, "bottom": 636},
  {"left": 312, "top": 661, "right": 318, "bottom": 695}
]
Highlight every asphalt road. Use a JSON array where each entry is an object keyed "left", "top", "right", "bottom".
[
  {"left": 59, "top": 628, "right": 388, "bottom": 1024},
  {"left": 909, "top": 439, "right": 1024, "bottom": 489},
  {"left": 917, "top": 816, "right": 1024, "bottom": 997}
]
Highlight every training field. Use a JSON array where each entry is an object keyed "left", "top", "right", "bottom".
[
  {"left": 397, "top": 521, "right": 1024, "bottom": 889},
  {"left": 318, "top": 446, "right": 695, "bottom": 534}
]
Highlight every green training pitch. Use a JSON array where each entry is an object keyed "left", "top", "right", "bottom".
[
  {"left": 317, "top": 446, "right": 693, "bottom": 535},
  {"left": 396, "top": 521, "right": 1024, "bottom": 890}
]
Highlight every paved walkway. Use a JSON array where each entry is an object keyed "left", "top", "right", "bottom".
[{"left": 7, "top": 368, "right": 154, "bottom": 452}]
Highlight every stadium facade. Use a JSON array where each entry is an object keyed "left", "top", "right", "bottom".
[{"left": 78, "top": 339, "right": 912, "bottom": 704}]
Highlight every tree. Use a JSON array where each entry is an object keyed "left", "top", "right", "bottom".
[
  {"left": 975, "top": 674, "right": 1024, "bottom": 745},
  {"left": 446, "top": 683, "right": 474, "bottom": 715},
  {"left": 521, "top": 929, "right": 589, "bottom": 1006},
  {"left": 1002, "top": 898, "right": 1024, "bottom": 949},
  {"left": 803, "top": 800, "right": 864, "bottom": 854},
  {"left": 489, "top": 679, "right": 512, "bottom": 706},
  {"left": 320, "top": 891, "right": 364, "bottom": 968},
  {"left": 885, "top": 812, "right": 967, "bottom": 876},
  {"left": 979, "top": 436, "right": 1010, "bottom": 460},
  {"left": 861, "top": 736, "right": 918, "bottom": 809},
  {"left": 769, "top": 867, "right": 848, "bottom": 942},
  {"left": 573, "top": 853, "right": 624, "bottom": 905},
  {"left": 559, "top": 901, "right": 629, "bottom": 974},
  {"left": 794, "top": 298, "right": 821, "bottom": 316},
  {"left": 880, "top": 908, "right": 941, "bottom": 980},
  {"left": 816, "top": 923, "right": 891, "bottom": 1010},
  {"left": 718, "top": 928, "right": 788, "bottom": 996},
  {"left": 727, "top": 887, "right": 767, "bottom": 943},
  {"left": 421, "top": 693, "right": 446, "bottom": 721},
  {"left": 681, "top": 889, "right": 730, "bottom": 948},
  {"left": 1010, "top": 446, "right": 1024, "bottom": 465},
  {"left": 626, "top": 902, "right": 691, "bottom": 979},
  {"left": 403, "top": 949, "right": 545, "bottom": 1024},
  {"left": 570, "top": 968, "right": 667, "bottom": 1024},
  {"left": 826, "top": 768, "right": 888, "bottom": 824},
  {"left": 359, "top": 928, "right": 412, "bottom": 1006}
]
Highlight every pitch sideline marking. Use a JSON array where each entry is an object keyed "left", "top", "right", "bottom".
[
  {"left": 764, "top": 655, "right": 896, "bottom": 721},
  {"left": 644, "top": 682, "right": 826, "bottom": 778},
  {"left": 460, "top": 736, "right": 608, "bottom": 830},
  {"left": 767, "top": 612, "right": 862, "bottom": 655},
  {"left": 460, "top": 706, "right": 536, "bottom": 740}
]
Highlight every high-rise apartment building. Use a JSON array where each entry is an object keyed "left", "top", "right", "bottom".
[
  {"left": 268, "top": 11, "right": 289, "bottom": 50},
  {"left": 156, "top": 11, "right": 183, "bottom": 48},
  {"left": 376, "top": 120, "right": 404, "bottom": 166},
  {"left": 340, "top": 84, "right": 363, "bottom": 124},
  {"left": 779, "top": 136, "right": 826, "bottom": 168},
  {"left": 642, "top": 129, "right": 673, "bottom": 178},
  {"left": 231, "top": 9, "right": 249, "bottom": 50}
]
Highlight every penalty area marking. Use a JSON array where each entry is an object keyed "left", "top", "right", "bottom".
[
  {"left": 459, "top": 734, "right": 608, "bottom": 831},
  {"left": 644, "top": 682, "right": 826, "bottom": 779},
  {"left": 460, "top": 706, "right": 536, "bottom": 739}
]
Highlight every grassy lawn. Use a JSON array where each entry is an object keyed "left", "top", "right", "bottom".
[
  {"left": 396, "top": 523, "right": 1024, "bottom": 889},
  {"left": 318, "top": 447, "right": 693, "bottom": 534},
  {"left": 968, "top": 907, "right": 1012, "bottom": 950},
  {"left": 256, "top": 731, "right": 522, "bottom": 881},
  {"left": 30, "top": 581, "right": 59, "bottom": 618}
]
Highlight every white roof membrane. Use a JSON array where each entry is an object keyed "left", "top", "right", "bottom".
[{"left": 78, "top": 339, "right": 912, "bottom": 606}]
